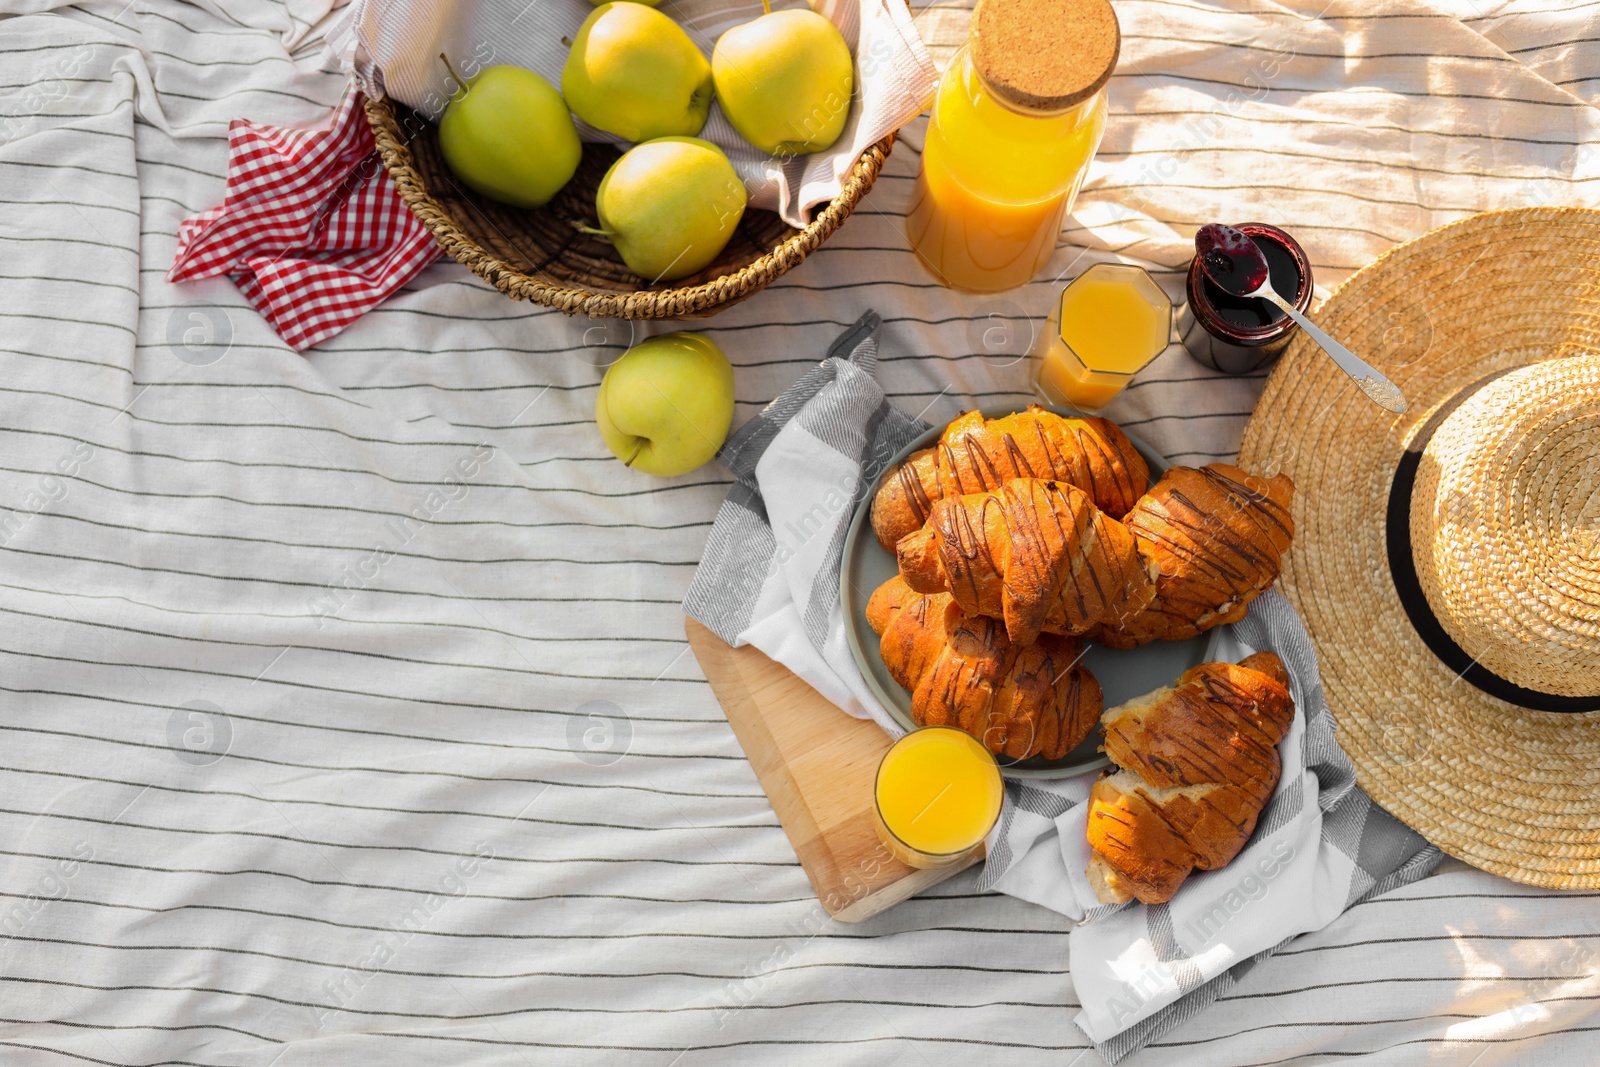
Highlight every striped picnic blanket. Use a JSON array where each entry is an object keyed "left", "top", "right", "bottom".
[{"left": 0, "top": 0, "right": 1597, "bottom": 1064}]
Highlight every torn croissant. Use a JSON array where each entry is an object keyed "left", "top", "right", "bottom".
[
  {"left": 896, "top": 478, "right": 1158, "bottom": 647},
  {"left": 870, "top": 406, "right": 1150, "bottom": 551},
  {"left": 1085, "top": 651, "right": 1296, "bottom": 906},
  {"left": 1093, "top": 464, "right": 1295, "bottom": 649},
  {"left": 868, "top": 576, "right": 1103, "bottom": 761}
]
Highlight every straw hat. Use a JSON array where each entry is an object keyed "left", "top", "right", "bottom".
[{"left": 1239, "top": 207, "right": 1600, "bottom": 889}]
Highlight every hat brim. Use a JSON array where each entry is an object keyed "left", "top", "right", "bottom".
[{"left": 1239, "top": 206, "right": 1600, "bottom": 889}]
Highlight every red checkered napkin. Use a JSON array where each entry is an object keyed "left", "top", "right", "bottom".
[{"left": 169, "top": 88, "right": 441, "bottom": 352}]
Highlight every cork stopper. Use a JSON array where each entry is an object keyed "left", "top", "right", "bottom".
[{"left": 971, "top": 0, "right": 1120, "bottom": 112}]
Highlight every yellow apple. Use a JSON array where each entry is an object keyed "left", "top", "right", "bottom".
[
  {"left": 437, "top": 59, "right": 580, "bottom": 208},
  {"left": 562, "top": 3, "right": 712, "bottom": 143},
  {"left": 595, "top": 333, "right": 735, "bottom": 476},
  {"left": 580, "top": 136, "right": 747, "bottom": 281},
  {"left": 712, "top": 5, "right": 853, "bottom": 156}
]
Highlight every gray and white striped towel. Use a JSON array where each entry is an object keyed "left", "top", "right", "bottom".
[
  {"left": 682, "top": 318, "right": 1439, "bottom": 1059},
  {"left": 684, "top": 311, "right": 925, "bottom": 732},
  {"left": 981, "top": 597, "right": 1441, "bottom": 1060}
]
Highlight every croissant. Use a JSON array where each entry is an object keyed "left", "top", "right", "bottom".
[
  {"left": 871, "top": 406, "right": 1150, "bottom": 550},
  {"left": 868, "top": 576, "right": 1103, "bottom": 761},
  {"left": 896, "top": 478, "right": 1157, "bottom": 646},
  {"left": 1085, "top": 651, "right": 1296, "bottom": 906},
  {"left": 1092, "top": 464, "right": 1295, "bottom": 649}
]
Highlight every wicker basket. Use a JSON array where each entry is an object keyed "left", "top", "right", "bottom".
[{"left": 365, "top": 97, "right": 895, "bottom": 319}]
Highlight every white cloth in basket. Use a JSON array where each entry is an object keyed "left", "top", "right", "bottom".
[{"left": 329, "top": 0, "right": 937, "bottom": 227}]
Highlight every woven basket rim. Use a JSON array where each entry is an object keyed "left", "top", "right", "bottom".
[{"left": 365, "top": 95, "right": 894, "bottom": 319}]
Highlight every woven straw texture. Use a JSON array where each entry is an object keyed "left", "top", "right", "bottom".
[
  {"left": 365, "top": 97, "right": 893, "bottom": 319},
  {"left": 1411, "top": 358, "right": 1600, "bottom": 698},
  {"left": 1239, "top": 206, "right": 1600, "bottom": 889}
]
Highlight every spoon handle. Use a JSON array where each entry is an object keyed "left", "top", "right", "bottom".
[{"left": 1258, "top": 288, "right": 1409, "bottom": 414}]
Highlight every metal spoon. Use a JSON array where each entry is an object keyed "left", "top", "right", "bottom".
[{"left": 1195, "top": 224, "right": 1407, "bottom": 414}]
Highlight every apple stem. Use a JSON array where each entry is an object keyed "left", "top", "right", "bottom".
[
  {"left": 439, "top": 53, "right": 469, "bottom": 100},
  {"left": 572, "top": 222, "right": 617, "bottom": 242},
  {"left": 624, "top": 444, "right": 643, "bottom": 468}
]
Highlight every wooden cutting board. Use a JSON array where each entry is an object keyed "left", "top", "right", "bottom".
[{"left": 685, "top": 618, "right": 981, "bottom": 923}]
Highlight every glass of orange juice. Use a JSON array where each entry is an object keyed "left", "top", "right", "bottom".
[
  {"left": 1029, "top": 263, "right": 1172, "bottom": 411},
  {"left": 873, "top": 727, "right": 1004, "bottom": 869},
  {"left": 905, "top": 0, "right": 1119, "bottom": 293}
]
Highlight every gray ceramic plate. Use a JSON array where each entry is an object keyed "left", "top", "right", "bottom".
[{"left": 841, "top": 408, "right": 1221, "bottom": 779}]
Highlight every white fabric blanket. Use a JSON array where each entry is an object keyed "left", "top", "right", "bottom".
[{"left": 2, "top": 0, "right": 1599, "bottom": 1065}]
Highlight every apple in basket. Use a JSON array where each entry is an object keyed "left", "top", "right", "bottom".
[
  {"left": 562, "top": 2, "right": 713, "bottom": 143},
  {"left": 576, "top": 136, "right": 747, "bottom": 281},
  {"left": 712, "top": 0, "right": 854, "bottom": 155},
  {"left": 435, "top": 58, "right": 580, "bottom": 209},
  {"left": 596, "top": 333, "right": 735, "bottom": 477}
]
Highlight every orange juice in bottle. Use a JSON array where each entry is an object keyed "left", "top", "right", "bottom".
[{"left": 906, "top": 0, "right": 1119, "bottom": 292}]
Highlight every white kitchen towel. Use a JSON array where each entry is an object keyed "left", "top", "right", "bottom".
[
  {"left": 683, "top": 311, "right": 925, "bottom": 729},
  {"left": 979, "top": 591, "right": 1441, "bottom": 1060},
  {"left": 681, "top": 325, "right": 1440, "bottom": 1059},
  {"left": 328, "top": 0, "right": 937, "bottom": 227}
]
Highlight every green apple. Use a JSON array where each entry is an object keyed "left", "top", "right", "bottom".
[
  {"left": 712, "top": 4, "right": 853, "bottom": 156},
  {"left": 596, "top": 333, "right": 735, "bottom": 476},
  {"left": 436, "top": 57, "right": 581, "bottom": 208},
  {"left": 562, "top": 3, "right": 712, "bottom": 143},
  {"left": 580, "top": 136, "right": 746, "bottom": 281}
]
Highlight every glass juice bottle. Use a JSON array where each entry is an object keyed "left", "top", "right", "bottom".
[{"left": 906, "top": 0, "right": 1119, "bottom": 293}]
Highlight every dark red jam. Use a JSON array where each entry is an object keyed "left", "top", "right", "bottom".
[{"left": 1183, "top": 222, "right": 1313, "bottom": 375}]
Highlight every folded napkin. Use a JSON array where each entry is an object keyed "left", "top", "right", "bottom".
[
  {"left": 329, "top": 0, "right": 937, "bottom": 228},
  {"left": 168, "top": 88, "right": 441, "bottom": 352},
  {"left": 683, "top": 314, "right": 1442, "bottom": 1061},
  {"left": 980, "top": 593, "right": 1443, "bottom": 1060},
  {"left": 684, "top": 311, "right": 925, "bottom": 732}
]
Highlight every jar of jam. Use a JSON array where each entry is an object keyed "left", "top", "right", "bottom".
[{"left": 1181, "top": 222, "right": 1313, "bottom": 375}]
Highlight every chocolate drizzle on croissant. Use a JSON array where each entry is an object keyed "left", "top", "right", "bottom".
[
  {"left": 897, "top": 479, "right": 1158, "bottom": 646},
  {"left": 868, "top": 576, "right": 1103, "bottom": 761},
  {"left": 1085, "top": 651, "right": 1296, "bottom": 905},
  {"left": 1094, "top": 464, "right": 1295, "bottom": 648},
  {"left": 872, "top": 447, "right": 943, "bottom": 551},
  {"left": 870, "top": 406, "right": 1149, "bottom": 551}
]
